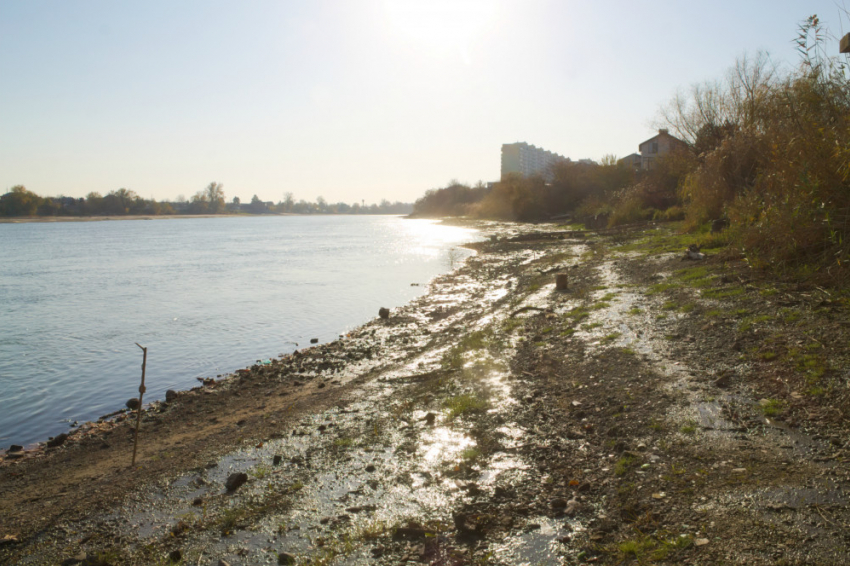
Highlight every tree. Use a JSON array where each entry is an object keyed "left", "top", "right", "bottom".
[
  {"left": 0, "top": 185, "right": 42, "bottom": 216},
  {"left": 204, "top": 182, "right": 225, "bottom": 213}
]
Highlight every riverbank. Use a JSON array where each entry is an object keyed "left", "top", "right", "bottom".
[{"left": 2, "top": 221, "right": 850, "bottom": 565}]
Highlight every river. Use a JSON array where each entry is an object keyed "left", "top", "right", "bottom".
[{"left": 0, "top": 215, "right": 479, "bottom": 447}]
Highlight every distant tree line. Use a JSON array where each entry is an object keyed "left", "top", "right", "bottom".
[
  {"left": 414, "top": 16, "right": 850, "bottom": 284},
  {"left": 0, "top": 183, "right": 412, "bottom": 217}
]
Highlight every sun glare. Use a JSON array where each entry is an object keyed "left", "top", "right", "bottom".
[{"left": 382, "top": 0, "right": 500, "bottom": 60}]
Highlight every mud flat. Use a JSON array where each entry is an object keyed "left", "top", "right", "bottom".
[{"left": 3, "top": 221, "right": 850, "bottom": 565}]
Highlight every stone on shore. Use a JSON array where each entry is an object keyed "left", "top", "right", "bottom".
[
  {"left": 126, "top": 398, "right": 140, "bottom": 410},
  {"left": 46, "top": 433, "right": 68, "bottom": 448},
  {"left": 225, "top": 472, "right": 248, "bottom": 492},
  {"left": 378, "top": 307, "right": 390, "bottom": 319}
]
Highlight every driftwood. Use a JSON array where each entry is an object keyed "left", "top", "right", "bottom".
[
  {"left": 510, "top": 306, "right": 546, "bottom": 317},
  {"left": 131, "top": 343, "right": 147, "bottom": 467}
]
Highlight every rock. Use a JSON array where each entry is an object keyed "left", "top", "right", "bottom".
[
  {"left": 7, "top": 445, "right": 23, "bottom": 453},
  {"left": 168, "top": 549, "right": 182, "bottom": 563},
  {"left": 61, "top": 552, "right": 86, "bottom": 565},
  {"left": 192, "top": 497, "right": 204, "bottom": 506},
  {"left": 126, "top": 398, "right": 140, "bottom": 410},
  {"left": 695, "top": 538, "right": 710, "bottom": 546},
  {"left": 310, "top": 338, "right": 319, "bottom": 344},
  {"left": 217, "top": 561, "right": 232, "bottom": 566},
  {"left": 46, "top": 433, "right": 68, "bottom": 448},
  {"left": 273, "top": 454, "right": 282, "bottom": 466},
  {"left": 225, "top": 472, "right": 248, "bottom": 492},
  {"left": 378, "top": 307, "right": 390, "bottom": 319},
  {"left": 714, "top": 374, "right": 732, "bottom": 388},
  {"left": 165, "top": 389, "right": 178, "bottom": 402},
  {"left": 550, "top": 498, "right": 568, "bottom": 509},
  {"left": 277, "top": 552, "right": 296, "bottom": 565},
  {"left": 171, "top": 520, "right": 189, "bottom": 536},
  {"left": 423, "top": 412, "right": 437, "bottom": 425},
  {"left": 365, "top": 464, "right": 376, "bottom": 473},
  {"left": 683, "top": 244, "right": 706, "bottom": 260}
]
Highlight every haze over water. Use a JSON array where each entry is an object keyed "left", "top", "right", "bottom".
[{"left": 0, "top": 216, "right": 479, "bottom": 447}]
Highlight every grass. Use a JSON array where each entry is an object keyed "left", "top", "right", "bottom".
[
  {"left": 249, "top": 464, "right": 271, "bottom": 479},
  {"left": 333, "top": 437, "right": 354, "bottom": 448},
  {"left": 760, "top": 399, "right": 784, "bottom": 417},
  {"left": 615, "top": 454, "right": 638, "bottom": 476},
  {"left": 702, "top": 287, "right": 745, "bottom": 300},
  {"left": 680, "top": 420, "right": 697, "bottom": 435},
  {"left": 647, "top": 282, "right": 680, "bottom": 295},
  {"left": 443, "top": 393, "right": 488, "bottom": 419},
  {"left": 627, "top": 307, "right": 643, "bottom": 315},
  {"left": 461, "top": 447, "right": 482, "bottom": 462},
  {"left": 601, "top": 332, "right": 621, "bottom": 343},
  {"left": 442, "top": 329, "right": 491, "bottom": 369}
]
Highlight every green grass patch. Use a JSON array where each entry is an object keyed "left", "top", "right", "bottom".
[
  {"left": 627, "top": 307, "right": 643, "bottom": 315},
  {"left": 601, "top": 332, "right": 621, "bottom": 343},
  {"left": 615, "top": 454, "right": 638, "bottom": 476},
  {"left": 443, "top": 393, "right": 488, "bottom": 419},
  {"left": 760, "top": 399, "right": 783, "bottom": 417},
  {"left": 702, "top": 287, "right": 744, "bottom": 300},
  {"left": 680, "top": 420, "right": 697, "bottom": 435},
  {"left": 647, "top": 282, "right": 680, "bottom": 295}
]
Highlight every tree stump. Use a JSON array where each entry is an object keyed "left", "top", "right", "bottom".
[{"left": 555, "top": 274, "right": 568, "bottom": 290}]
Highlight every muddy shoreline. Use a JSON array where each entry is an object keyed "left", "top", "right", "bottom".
[{"left": 3, "top": 221, "right": 850, "bottom": 565}]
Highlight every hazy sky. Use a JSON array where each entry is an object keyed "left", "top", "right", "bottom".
[{"left": 1, "top": 1, "right": 846, "bottom": 204}]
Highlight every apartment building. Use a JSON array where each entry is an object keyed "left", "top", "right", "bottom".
[{"left": 501, "top": 142, "right": 569, "bottom": 182}]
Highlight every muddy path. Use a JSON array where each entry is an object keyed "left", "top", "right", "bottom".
[{"left": 3, "top": 222, "right": 850, "bottom": 565}]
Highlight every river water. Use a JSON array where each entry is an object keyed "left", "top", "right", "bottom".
[{"left": 0, "top": 215, "right": 479, "bottom": 447}]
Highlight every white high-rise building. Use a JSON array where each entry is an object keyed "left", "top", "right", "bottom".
[{"left": 501, "top": 142, "right": 569, "bottom": 182}]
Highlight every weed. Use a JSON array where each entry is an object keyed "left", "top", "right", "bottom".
[
  {"left": 627, "top": 307, "right": 643, "bottom": 315},
  {"left": 703, "top": 287, "right": 744, "bottom": 299},
  {"left": 760, "top": 399, "right": 784, "bottom": 417},
  {"left": 662, "top": 301, "right": 679, "bottom": 310},
  {"left": 333, "top": 437, "right": 354, "bottom": 448},
  {"left": 540, "top": 327, "right": 553, "bottom": 334},
  {"left": 615, "top": 455, "right": 638, "bottom": 476},
  {"left": 249, "top": 464, "right": 271, "bottom": 479},
  {"left": 443, "top": 393, "right": 488, "bottom": 419},
  {"left": 601, "top": 332, "right": 621, "bottom": 343},
  {"left": 647, "top": 282, "right": 679, "bottom": 295},
  {"left": 680, "top": 421, "right": 697, "bottom": 435},
  {"left": 759, "top": 351, "right": 778, "bottom": 361},
  {"left": 560, "top": 328, "right": 576, "bottom": 337},
  {"left": 461, "top": 447, "right": 481, "bottom": 462},
  {"left": 679, "top": 303, "right": 695, "bottom": 313}
]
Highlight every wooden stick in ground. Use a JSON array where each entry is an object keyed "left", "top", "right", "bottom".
[{"left": 131, "top": 343, "right": 147, "bottom": 467}]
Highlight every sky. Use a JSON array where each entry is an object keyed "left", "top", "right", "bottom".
[{"left": 1, "top": 1, "right": 847, "bottom": 204}]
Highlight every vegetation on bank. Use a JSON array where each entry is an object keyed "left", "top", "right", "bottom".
[
  {"left": 0, "top": 183, "right": 412, "bottom": 218},
  {"left": 413, "top": 16, "right": 850, "bottom": 283}
]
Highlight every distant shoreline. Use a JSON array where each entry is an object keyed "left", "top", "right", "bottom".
[{"left": 0, "top": 213, "right": 340, "bottom": 223}]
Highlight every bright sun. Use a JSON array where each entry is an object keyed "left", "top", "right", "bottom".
[{"left": 382, "top": 0, "right": 500, "bottom": 59}]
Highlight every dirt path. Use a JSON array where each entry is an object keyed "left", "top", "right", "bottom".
[{"left": 2, "top": 222, "right": 850, "bottom": 565}]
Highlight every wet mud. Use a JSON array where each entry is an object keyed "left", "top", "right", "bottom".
[{"left": 3, "top": 222, "right": 850, "bottom": 565}]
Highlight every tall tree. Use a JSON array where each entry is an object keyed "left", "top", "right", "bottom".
[{"left": 205, "top": 182, "right": 225, "bottom": 213}]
